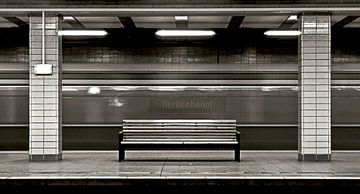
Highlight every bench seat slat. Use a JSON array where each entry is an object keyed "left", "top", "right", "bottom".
[
  {"left": 124, "top": 136, "right": 235, "bottom": 138},
  {"left": 124, "top": 140, "right": 236, "bottom": 142},
  {"left": 124, "top": 127, "right": 235, "bottom": 130},
  {"left": 123, "top": 120, "right": 236, "bottom": 123},
  {"left": 123, "top": 130, "right": 236, "bottom": 133},
  {"left": 122, "top": 141, "right": 238, "bottom": 145}
]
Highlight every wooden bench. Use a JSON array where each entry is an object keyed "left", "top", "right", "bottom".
[{"left": 118, "top": 119, "right": 240, "bottom": 162}]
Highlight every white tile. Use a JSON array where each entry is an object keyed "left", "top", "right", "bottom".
[
  {"left": 30, "top": 149, "right": 43, "bottom": 155},
  {"left": 30, "top": 104, "right": 44, "bottom": 110},
  {"left": 318, "top": 129, "right": 330, "bottom": 135},
  {"left": 303, "top": 129, "right": 316, "bottom": 135},
  {"left": 30, "top": 130, "right": 43, "bottom": 135},
  {"left": 303, "top": 104, "right": 316, "bottom": 109},
  {"left": 302, "top": 110, "right": 316, "bottom": 117},
  {"left": 303, "top": 136, "right": 316, "bottom": 142},
  {"left": 31, "top": 142, "right": 43, "bottom": 148},
  {"left": 31, "top": 111, "right": 44, "bottom": 117},
  {"left": 317, "top": 122, "right": 330, "bottom": 129},
  {"left": 317, "top": 142, "right": 330, "bottom": 148},
  {"left": 303, "top": 148, "right": 316, "bottom": 154},
  {"left": 317, "top": 79, "right": 329, "bottom": 84},
  {"left": 317, "top": 117, "right": 330, "bottom": 123},
  {"left": 44, "top": 136, "right": 57, "bottom": 141},
  {"left": 44, "top": 130, "right": 58, "bottom": 135},
  {"left": 317, "top": 93, "right": 330, "bottom": 98},
  {"left": 31, "top": 117, "right": 43, "bottom": 123},
  {"left": 31, "top": 123, "right": 44, "bottom": 129},
  {"left": 31, "top": 92, "right": 44, "bottom": 98},
  {"left": 316, "top": 148, "right": 330, "bottom": 154},
  {"left": 44, "top": 117, "right": 58, "bottom": 122},
  {"left": 317, "top": 110, "right": 330, "bottom": 117},
  {"left": 44, "top": 149, "right": 57, "bottom": 155},
  {"left": 302, "top": 123, "right": 316, "bottom": 128},
  {"left": 317, "top": 136, "right": 330, "bottom": 141},
  {"left": 44, "top": 110, "right": 58, "bottom": 117},
  {"left": 303, "top": 98, "right": 316, "bottom": 104},
  {"left": 303, "top": 117, "right": 316, "bottom": 123},
  {"left": 44, "top": 142, "right": 58, "bottom": 148},
  {"left": 45, "top": 123, "right": 59, "bottom": 129},
  {"left": 30, "top": 136, "right": 43, "bottom": 142},
  {"left": 303, "top": 141, "right": 316, "bottom": 148}
]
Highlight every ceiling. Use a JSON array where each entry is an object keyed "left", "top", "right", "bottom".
[{"left": 0, "top": 15, "right": 358, "bottom": 29}]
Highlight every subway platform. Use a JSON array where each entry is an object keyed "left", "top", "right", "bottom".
[{"left": 1, "top": 151, "right": 360, "bottom": 193}]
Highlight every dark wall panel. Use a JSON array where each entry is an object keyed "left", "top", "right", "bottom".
[{"left": 0, "top": 127, "right": 28, "bottom": 150}]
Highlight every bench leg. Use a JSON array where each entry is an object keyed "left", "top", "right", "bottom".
[
  {"left": 235, "top": 132, "right": 241, "bottom": 162},
  {"left": 235, "top": 148, "right": 240, "bottom": 162},
  {"left": 119, "top": 148, "right": 125, "bottom": 162}
]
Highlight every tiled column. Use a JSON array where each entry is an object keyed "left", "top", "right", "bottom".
[
  {"left": 298, "top": 14, "right": 331, "bottom": 161},
  {"left": 29, "top": 15, "right": 62, "bottom": 161}
]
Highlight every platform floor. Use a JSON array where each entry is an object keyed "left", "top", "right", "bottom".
[{"left": 0, "top": 151, "right": 360, "bottom": 179}]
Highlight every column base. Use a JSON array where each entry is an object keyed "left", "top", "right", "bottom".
[
  {"left": 298, "top": 153, "right": 331, "bottom": 161},
  {"left": 29, "top": 154, "right": 62, "bottom": 161}
]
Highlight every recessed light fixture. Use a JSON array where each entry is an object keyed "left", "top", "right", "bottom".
[
  {"left": 264, "top": 30, "right": 301, "bottom": 36},
  {"left": 287, "top": 15, "right": 298, "bottom": 21},
  {"left": 155, "top": 30, "right": 215, "bottom": 37},
  {"left": 63, "top": 16, "right": 76, "bottom": 21},
  {"left": 58, "top": 30, "right": 108, "bottom": 36},
  {"left": 175, "top": 16, "right": 188, "bottom": 21}
]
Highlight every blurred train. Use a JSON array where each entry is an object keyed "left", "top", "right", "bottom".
[{"left": 0, "top": 62, "right": 359, "bottom": 150}]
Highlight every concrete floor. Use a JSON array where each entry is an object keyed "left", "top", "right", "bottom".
[{"left": 0, "top": 151, "right": 360, "bottom": 179}]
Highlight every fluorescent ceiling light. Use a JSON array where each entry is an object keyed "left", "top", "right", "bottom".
[
  {"left": 264, "top": 30, "right": 301, "bottom": 36},
  {"left": 63, "top": 16, "right": 76, "bottom": 21},
  {"left": 287, "top": 15, "right": 298, "bottom": 21},
  {"left": 175, "top": 16, "right": 188, "bottom": 21},
  {"left": 58, "top": 30, "right": 108, "bottom": 36},
  {"left": 88, "top": 87, "right": 101, "bottom": 95},
  {"left": 155, "top": 30, "right": 215, "bottom": 37}
]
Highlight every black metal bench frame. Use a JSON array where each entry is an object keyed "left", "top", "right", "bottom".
[{"left": 118, "top": 120, "right": 241, "bottom": 162}]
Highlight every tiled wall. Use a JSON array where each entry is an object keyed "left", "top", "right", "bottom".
[
  {"left": 29, "top": 16, "right": 62, "bottom": 161},
  {"left": 2, "top": 45, "right": 360, "bottom": 65},
  {"left": 298, "top": 15, "right": 331, "bottom": 161},
  {"left": 62, "top": 46, "right": 297, "bottom": 64}
]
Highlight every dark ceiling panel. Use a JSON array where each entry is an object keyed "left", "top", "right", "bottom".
[
  {"left": 118, "top": 17, "right": 136, "bottom": 30},
  {"left": 227, "top": 16, "right": 245, "bottom": 29},
  {"left": 66, "top": 17, "right": 85, "bottom": 29},
  {"left": 3, "top": 17, "right": 28, "bottom": 28},
  {"left": 332, "top": 16, "right": 360, "bottom": 29}
]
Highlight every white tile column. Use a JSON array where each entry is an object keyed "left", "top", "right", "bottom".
[
  {"left": 29, "top": 15, "right": 62, "bottom": 161},
  {"left": 298, "top": 14, "right": 331, "bottom": 161}
]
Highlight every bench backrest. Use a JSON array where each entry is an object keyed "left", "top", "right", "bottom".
[{"left": 122, "top": 119, "right": 237, "bottom": 143}]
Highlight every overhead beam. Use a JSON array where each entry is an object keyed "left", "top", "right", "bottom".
[
  {"left": 3, "top": 17, "right": 28, "bottom": 28},
  {"left": 227, "top": 16, "right": 245, "bottom": 29},
  {"left": 65, "top": 16, "right": 85, "bottom": 28},
  {"left": 118, "top": 17, "right": 136, "bottom": 30},
  {"left": 332, "top": 16, "right": 359, "bottom": 29},
  {"left": 279, "top": 15, "right": 297, "bottom": 29}
]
